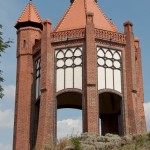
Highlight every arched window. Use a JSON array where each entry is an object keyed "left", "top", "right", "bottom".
[
  {"left": 35, "top": 58, "right": 41, "bottom": 99},
  {"left": 55, "top": 46, "right": 83, "bottom": 92},
  {"left": 97, "top": 47, "right": 122, "bottom": 93}
]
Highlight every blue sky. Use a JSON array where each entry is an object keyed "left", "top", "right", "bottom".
[{"left": 0, "top": 0, "right": 150, "bottom": 149}]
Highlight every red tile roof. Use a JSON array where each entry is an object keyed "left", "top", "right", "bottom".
[
  {"left": 15, "top": 2, "right": 42, "bottom": 26},
  {"left": 54, "top": 0, "right": 118, "bottom": 32}
]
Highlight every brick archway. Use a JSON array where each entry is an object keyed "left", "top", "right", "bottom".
[
  {"left": 99, "top": 91, "right": 122, "bottom": 135},
  {"left": 56, "top": 90, "right": 83, "bottom": 139},
  {"left": 56, "top": 90, "right": 82, "bottom": 110}
]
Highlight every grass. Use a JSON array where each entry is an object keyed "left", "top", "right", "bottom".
[
  {"left": 56, "top": 137, "right": 69, "bottom": 150},
  {"left": 56, "top": 135, "right": 81, "bottom": 150}
]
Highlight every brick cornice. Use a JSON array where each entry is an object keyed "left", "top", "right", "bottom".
[
  {"left": 51, "top": 28, "right": 85, "bottom": 42},
  {"left": 49, "top": 28, "right": 126, "bottom": 45},
  {"left": 95, "top": 28, "right": 126, "bottom": 44},
  {"left": 17, "top": 26, "right": 42, "bottom": 34}
]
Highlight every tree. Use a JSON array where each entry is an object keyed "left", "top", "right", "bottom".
[{"left": 0, "top": 24, "right": 12, "bottom": 99}]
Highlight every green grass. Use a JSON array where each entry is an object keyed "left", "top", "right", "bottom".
[{"left": 70, "top": 136, "right": 81, "bottom": 150}]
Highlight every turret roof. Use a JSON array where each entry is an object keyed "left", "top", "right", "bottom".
[
  {"left": 54, "top": 0, "right": 118, "bottom": 32},
  {"left": 15, "top": 2, "right": 42, "bottom": 28}
]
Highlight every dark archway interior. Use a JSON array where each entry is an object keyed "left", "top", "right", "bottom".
[
  {"left": 99, "top": 92, "right": 122, "bottom": 135},
  {"left": 57, "top": 91, "right": 82, "bottom": 139},
  {"left": 57, "top": 92, "right": 82, "bottom": 110}
]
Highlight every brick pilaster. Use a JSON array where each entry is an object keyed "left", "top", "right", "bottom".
[
  {"left": 35, "top": 19, "right": 56, "bottom": 149},
  {"left": 83, "top": 12, "right": 99, "bottom": 133},
  {"left": 124, "top": 21, "right": 138, "bottom": 134},
  {"left": 134, "top": 38, "right": 147, "bottom": 134}
]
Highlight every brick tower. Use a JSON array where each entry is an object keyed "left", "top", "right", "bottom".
[{"left": 13, "top": 0, "right": 147, "bottom": 149}]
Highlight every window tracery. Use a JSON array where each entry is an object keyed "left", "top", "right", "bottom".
[
  {"left": 97, "top": 47, "right": 122, "bottom": 93},
  {"left": 55, "top": 47, "right": 82, "bottom": 92}
]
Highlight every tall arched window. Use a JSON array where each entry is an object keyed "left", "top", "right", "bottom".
[
  {"left": 97, "top": 47, "right": 122, "bottom": 93},
  {"left": 35, "top": 58, "right": 41, "bottom": 99},
  {"left": 55, "top": 46, "right": 83, "bottom": 92}
]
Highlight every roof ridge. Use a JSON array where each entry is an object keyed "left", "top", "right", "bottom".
[
  {"left": 110, "top": 21, "right": 118, "bottom": 32},
  {"left": 54, "top": 3, "right": 72, "bottom": 31},
  {"left": 84, "top": 0, "right": 87, "bottom": 14},
  {"left": 18, "top": 3, "right": 29, "bottom": 22},
  {"left": 94, "top": 2, "right": 118, "bottom": 32},
  {"left": 29, "top": 2, "right": 31, "bottom": 21},
  {"left": 30, "top": 2, "right": 42, "bottom": 22}
]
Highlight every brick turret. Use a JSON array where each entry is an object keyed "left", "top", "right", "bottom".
[{"left": 13, "top": 2, "right": 42, "bottom": 150}]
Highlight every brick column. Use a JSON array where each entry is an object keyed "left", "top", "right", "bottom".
[
  {"left": 134, "top": 38, "right": 147, "bottom": 134},
  {"left": 123, "top": 21, "right": 138, "bottom": 134},
  {"left": 13, "top": 27, "right": 41, "bottom": 150},
  {"left": 83, "top": 12, "right": 99, "bottom": 133},
  {"left": 36, "top": 19, "right": 56, "bottom": 149}
]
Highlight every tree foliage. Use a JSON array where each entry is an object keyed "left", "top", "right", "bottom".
[{"left": 0, "top": 24, "right": 12, "bottom": 99}]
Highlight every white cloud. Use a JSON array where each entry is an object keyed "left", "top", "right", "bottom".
[
  {"left": 57, "top": 118, "right": 82, "bottom": 139},
  {"left": 0, "top": 143, "right": 12, "bottom": 150},
  {"left": 0, "top": 109, "right": 14, "bottom": 129},
  {"left": 3, "top": 85, "right": 15, "bottom": 101},
  {"left": 144, "top": 102, "right": 150, "bottom": 131}
]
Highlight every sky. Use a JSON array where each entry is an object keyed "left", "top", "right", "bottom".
[{"left": 0, "top": 0, "right": 150, "bottom": 150}]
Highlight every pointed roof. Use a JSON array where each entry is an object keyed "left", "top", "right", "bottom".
[
  {"left": 54, "top": 0, "right": 118, "bottom": 32},
  {"left": 15, "top": 2, "right": 42, "bottom": 29}
]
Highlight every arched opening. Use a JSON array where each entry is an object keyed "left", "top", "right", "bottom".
[
  {"left": 57, "top": 91, "right": 82, "bottom": 109},
  {"left": 99, "top": 92, "right": 122, "bottom": 135},
  {"left": 56, "top": 91, "right": 82, "bottom": 139}
]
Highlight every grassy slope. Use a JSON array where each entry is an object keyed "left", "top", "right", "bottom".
[
  {"left": 113, "top": 134, "right": 150, "bottom": 150},
  {"left": 56, "top": 133, "right": 150, "bottom": 150}
]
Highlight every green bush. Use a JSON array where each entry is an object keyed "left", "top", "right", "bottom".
[
  {"left": 147, "top": 132, "right": 150, "bottom": 139},
  {"left": 70, "top": 136, "right": 81, "bottom": 150}
]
